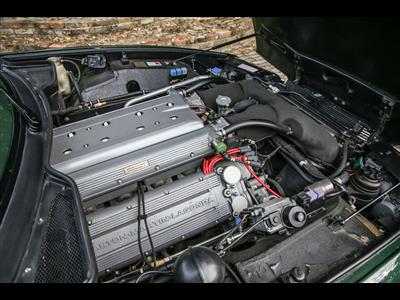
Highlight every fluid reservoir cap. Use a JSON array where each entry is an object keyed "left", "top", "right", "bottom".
[
  {"left": 216, "top": 95, "right": 232, "bottom": 108},
  {"left": 222, "top": 165, "right": 242, "bottom": 185},
  {"left": 211, "top": 67, "right": 222, "bottom": 76}
]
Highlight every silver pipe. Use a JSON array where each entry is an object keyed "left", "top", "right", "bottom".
[
  {"left": 169, "top": 231, "right": 228, "bottom": 260},
  {"left": 124, "top": 75, "right": 212, "bottom": 107}
]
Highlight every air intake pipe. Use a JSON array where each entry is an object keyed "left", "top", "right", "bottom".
[{"left": 197, "top": 79, "right": 340, "bottom": 164}]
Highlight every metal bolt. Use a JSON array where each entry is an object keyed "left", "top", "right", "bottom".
[
  {"left": 38, "top": 218, "right": 44, "bottom": 224},
  {"left": 295, "top": 212, "right": 305, "bottom": 222},
  {"left": 223, "top": 189, "right": 232, "bottom": 197},
  {"left": 216, "top": 167, "right": 224, "bottom": 175},
  {"left": 164, "top": 190, "right": 169, "bottom": 195},
  {"left": 155, "top": 165, "right": 160, "bottom": 171},
  {"left": 181, "top": 235, "right": 185, "bottom": 239},
  {"left": 117, "top": 179, "right": 123, "bottom": 185},
  {"left": 88, "top": 220, "right": 92, "bottom": 225},
  {"left": 190, "top": 152, "right": 195, "bottom": 157},
  {"left": 199, "top": 177, "right": 204, "bottom": 181},
  {"left": 24, "top": 267, "right": 32, "bottom": 274},
  {"left": 127, "top": 205, "right": 133, "bottom": 210}
]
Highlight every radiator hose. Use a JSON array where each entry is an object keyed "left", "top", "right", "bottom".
[{"left": 221, "top": 120, "right": 293, "bottom": 137}]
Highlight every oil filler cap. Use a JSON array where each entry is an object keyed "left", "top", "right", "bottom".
[{"left": 216, "top": 95, "right": 232, "bottom": 108}]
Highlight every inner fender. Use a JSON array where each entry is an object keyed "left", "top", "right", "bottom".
[{"left": 197, "top": 79, "right": 340, "bottom": 163}]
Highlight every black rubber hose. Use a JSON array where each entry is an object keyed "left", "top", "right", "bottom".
[
  {"left": 68, "top": 72, "right": 83, "bottom": 104},
  {"left": 135, "top": 271, "right": 174, "bottom": 283},
  {"left": 280, "top": 152, "right": 315, "bottom": 184},
  {"left": 62, "top": 59, "right": 81, "bottom": 82},
  {"left": 280, "top": 141, "right": 349, "bottom": 183},
  {"left": 184, "top": 77, "right": 229, "bottom": 94},
  {"left": 223, "top": 120, "right": 292, "bottom": 136},
  {"left": 221, "top": 261, "right": 242, "bottom": 283},
  {"left": 265, "top": 177, "right": 286, "bottom": 197},
  {"left": 277, "top": 142, "right": 326, "bottom": 180},
  {"left": 105, "top": 89, "right": 148, "bottom": 103},
  {"left": 329, "top": 140, "right": 349, "bottom": 179}
]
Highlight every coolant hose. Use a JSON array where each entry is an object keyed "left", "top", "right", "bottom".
[
  {"left": 222, "top": 120, "right": 293, "bottom": 136},
  {"left": 280, "top": 152, "right": 315, "bottom": 184},
  {"left": 265, "top": 177, "right": 286, "bottom": 197},
  {"left": 184, "top": 77, "right": 229, "bottom": 95},
  {"left": 328, "top": 140, "right": 349, "bottom": 179},
  {"left": 124, "top": 75, "right": 211, "bottom": 107}
]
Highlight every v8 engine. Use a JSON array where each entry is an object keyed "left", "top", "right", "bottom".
[
  {"left": 51, "top": 91, "right": 217, "bottom": 206},
  {"left": 42, "top": 52, "right": 399, "bottom": 283}
]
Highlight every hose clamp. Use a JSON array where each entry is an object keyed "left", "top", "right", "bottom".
[{"left": 218, "top": 128, "right": 227, "bottom": 137}]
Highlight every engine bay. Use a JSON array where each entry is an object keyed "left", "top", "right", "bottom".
[{"left": 4, "top": 48, "right": 400, "bottom": 283}]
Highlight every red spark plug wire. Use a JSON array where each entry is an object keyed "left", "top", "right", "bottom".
[{"left": 202, "top": 148, "right": 282, "bottom": 198}]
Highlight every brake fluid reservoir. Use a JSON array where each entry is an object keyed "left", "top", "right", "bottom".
[{"left": 48, "top": 57, "right": 71, "bottom": 96}]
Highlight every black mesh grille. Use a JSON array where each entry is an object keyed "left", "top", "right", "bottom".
[
  {"left": 284, "top": 93, "right": 372, "bottom": 142},
  {"left": 34, "top": 193, "right": 87, "bottom": 283}
]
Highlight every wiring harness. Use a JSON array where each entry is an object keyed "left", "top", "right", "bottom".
[{"left": 202, "top": 147, "right": 282, "bottom": 198}]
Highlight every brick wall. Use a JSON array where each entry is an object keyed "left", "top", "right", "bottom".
[
  {"left": 0, "top": 17, "right": 254, "bottom": 50},
  {"left": 0, "top": 17, "right": 286, "bottom": 80}
]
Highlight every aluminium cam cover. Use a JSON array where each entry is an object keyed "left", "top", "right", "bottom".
[
  {"left": 87, "top": 172, "right": 242, "bottom": 273},
  {"left": 50, "top": 92, "right": 215, "bottom": 205}
]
